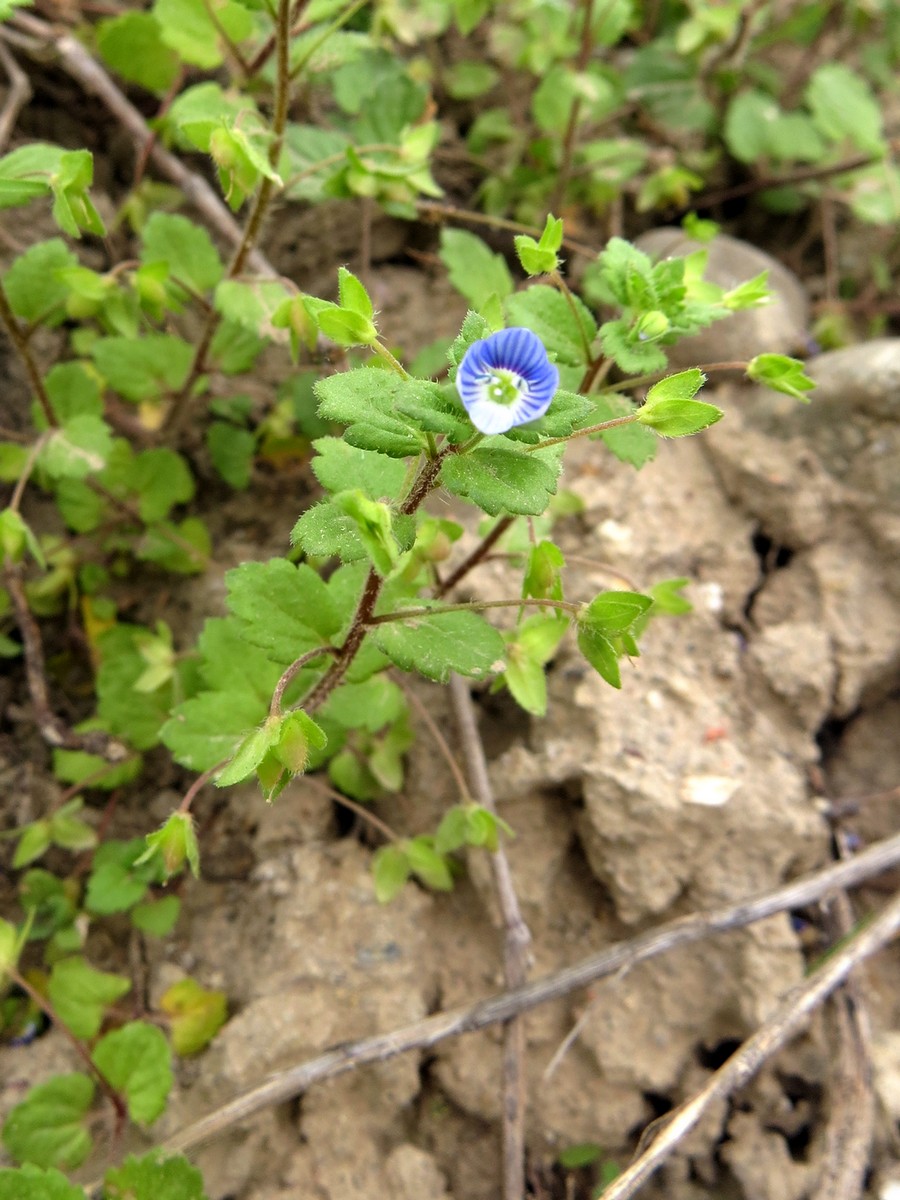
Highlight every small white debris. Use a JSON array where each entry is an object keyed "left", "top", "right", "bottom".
[
  {"left": 681, "top": 774, "right": 739, "bottom": 807},
  {"left": 597, "top": 518, "right": 633, "bottom": 547},
  {"left": 695, "top": 581, "right": 724, "bottom": 614},
  {"left": 646, "top": 689, "right": 666, "bottom": 711},
  {"left": 878, "top": 1181, "right": 900, "bottom": 1200}
]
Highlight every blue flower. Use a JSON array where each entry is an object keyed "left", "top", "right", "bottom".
[{"left": 455, "top": 327, "right": 559, "bottom": 435}]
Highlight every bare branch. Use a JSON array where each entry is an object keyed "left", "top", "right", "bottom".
[
  {"left": 3, "top": 561, "right": 130, "bottom": 762},
  {"left": 600, "top": 889, "right": 900, "bottom": 1200},
  {"left": 107, "top": 829, "right": 900, "bottom": 1179},
  {"left": 0, "top": 39, "right": 31, "bottom": 151},
  {"left": 451, "top": 674, "right": 532, "bottom": 1200}
]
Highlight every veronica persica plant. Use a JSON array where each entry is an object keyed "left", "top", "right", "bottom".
[{"left": 456, "top": 327, "right": 560, "bottom": 434}]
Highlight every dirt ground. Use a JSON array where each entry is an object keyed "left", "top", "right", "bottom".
[{"left": 1, "top": 79, "right": 899, "bottom": 1200}]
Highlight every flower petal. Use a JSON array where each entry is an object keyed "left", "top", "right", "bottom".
[{"left": 456, "top": 327, "right": 559, "bottom": 434}]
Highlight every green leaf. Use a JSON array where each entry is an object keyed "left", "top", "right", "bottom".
[
  {"left": 160, "top": 620, "right": 282, "bottom": 771},
  {"left": 314, "top": 370, "right": 424, "bottom": 458},
  {"left": 440, "top": 445, "right": 562, "bottom": 516},
  {"left": 523, "top": 541, "right": 565, "bottom": 600},
  {"left": 503, "top": 643, "right": 549, "bottom": 715},
  {"left": 159, "top": 978, "right": 227, "bottom": 1056},
  {"left": 372, "top": 608, "right": 505, "bottom": 683},
  {"left": 0, "top": 918, "right": 19, "bottom": 979},
  {"left": 154, "top": 0, "right": 254, "bottom": 68},
  {"left": 85, "top": 836, "right": 160, "bottom": 914},
  {"left": 724, "top": 90, "right": 780, "bottom": 163},
  {"left": 94, "top": 623, "right": 176, "bottom": 750},
  {"left": 576, "top": 623, "right": 621, "bottom": 688},
  {"left": 166, "top": 82, "right": 246, "bottom": 152},
  {"left": 439, "top": 228, "right": 514, "bottom": 310},
  {"left": 558, "top": 1142, "right": 603, "bottom": 1169},
  {"left": 434, "top": 807, "right": 469, "bottom": 855},
  {"left": 137, "top": 516, "right": 210, "bottom": 574},
  {"left": 91, "top": 335, "right": 193, "bottom": 403},
  {"left": 289, "top": 500, "right": 362, "bottom": 562},
  {"left": 12, "top": 823, "right": 52, "bottom": 869},
  {"left": 581, "top": 590, "right": 653, "bottom": 635},
  {"left": 3, "top": 239, "right": 76, "bottom": 324},
  {"left": 0, "top": 1165, "right": 88, "bottom": 1200},
  {"left": 404, "top": 837, "right": 453, "bottom": 891},
  {"left": 207, "top": 422, "right": 255, "bottom": 489},
  {"left": 18, "top": 870, "right": 76, "bottom": 941},
  {"left": 747, "top": 354, "right": 815, "bottom": 402},
  {"left": 44, "top": 362, "right": 103, "bottom": 422},
  {"left": 372, "top": 845, "right": 410, "bottom": 903},
  {"left": 806, "top": 64, "right": 885, "bottom": 154},
  {"left": 48, "top": 957, "right": 131, "bottom": 1038},
  {"left": 226, "top": 558, "right": 340, "bottom": 656},
  {"left": 97, "top": 12, "right": 180, "bottom": 93},
  {"left": 140, "top": 212, "right": 223, "bottom": 295},
  {"left": 321, "top": 676, "right": 406, "bottom": 733},
  {"left": 49, "top": 800, "right": 98, "bottom": 852},
  {"left": 92, "top": 1022, "right": 172, "bottom": 1124},
  {"left": 103, "top": 1153, "right": 208, "bottom": 1200},
  {"left": 1, "top": 1075, "right": 94, "bottom": 1170},
  {"left": 504, "top": 286, "right": 596, "bottom": 366},
  {"left": 38, "top": 416, "right": 112, "bottom": 481},
  {"left": 131, "top": 895, "right": 181, "bottom": 937},
  {"left": 311, "top": 436, "right": 407, "bottom": 501}
]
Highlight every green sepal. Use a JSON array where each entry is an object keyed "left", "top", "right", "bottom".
[
  {"left": 136, "top": 812, "right": 200, "bottom": 879},
  {"left": 333, "top": 490, "right": 400, "bottom": 576},
  {"left": 747, "top": 354, "right": 815, "bottom": 402}
]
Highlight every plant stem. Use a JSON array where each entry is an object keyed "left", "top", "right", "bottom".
[
  {"left": 526, "top": 410, "right": 638, "bottom": 452},
  {"left": 366, "top": 597, "right": 581, "bottom": 626},
  {"left": 270, "top": 645, "right": 338, "bottom": 716},
  {"left": 551, "top": 268, "right": 594, "bottom": 362},
  {"left": 549, "top": 0, "right": 595, "bottom": 214},
  {"left": 435, "top": 515, "right": 514, "bottom": 597},
  {"left": 10, "top": 968, "right": 128, "bottom": 1124},
  {"left": 0, "top": 283, "right": 56, "bottom": 427}
]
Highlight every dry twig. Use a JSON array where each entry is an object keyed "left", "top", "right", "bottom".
[
  {"left": 450, "top": 673, "right": 532, "bottom": 1200},
  {"left": 0, "top": 39, "right": 30, "bottom": 151},
  {"left": 84, "top": 828, "right": 900, "bottom": 1190},
  {"left": 812, "top": 830, "right": 877, "bottom": 1200},
  {"left": 4, "top": 11, "right": 275, "bottom": 277},
  {"left": 2, "top": 561, "right": 129, "bottom": 761},
  {"left": 600, "top": 888, "right": 900, "bottom": 1200}
]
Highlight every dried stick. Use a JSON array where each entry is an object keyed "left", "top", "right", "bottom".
[
  {"left": 5, "top": 11, "right": 275, "bottom": 277},
  {"left": 2, "top": 561, "right": 130, "bottom": 761},
  {"left": 813, "top": 830, "right": 876, "bottom": 1200},
  {"left": 600, "top": 888, "right": 900, "bottom": 1200},
  {"left": 0, "top": 39, "right": 31, "bottom": 151},
  {"left": 450, "top": 673, "right": 532, "bottom": 1200},
  {"left": 101, "top": 829, "right": 900, "bottom": 1183}
]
